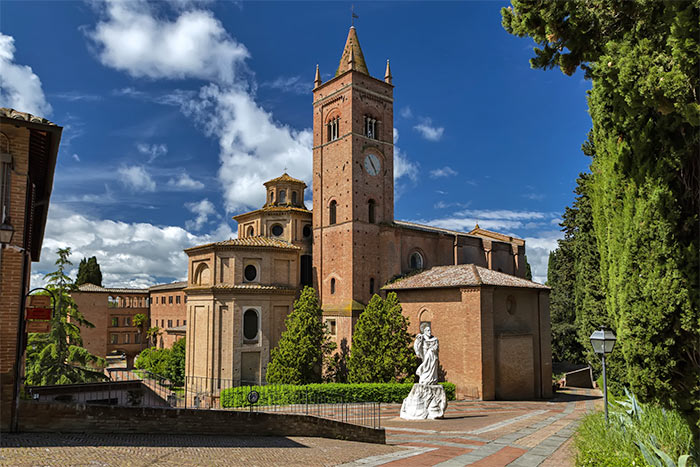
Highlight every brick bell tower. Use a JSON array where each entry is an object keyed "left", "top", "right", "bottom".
[{"left": 312, "top": 26, "right": 394, "bottom": 343}]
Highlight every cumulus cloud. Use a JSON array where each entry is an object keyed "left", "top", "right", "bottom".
[
  {"left": 185, "top": 198, "right": 217, "bottom": 230},
  {"left": 167, "top": 173, "right": 204, "bottom": 190},
  {"left": 0, "top": 33, "right": 52, "bottom": 116},
  {"left": 524, "top": 231, "right": 562, "bottom": 284},
  {"left": 430, "top": 166, "right": 457, "bottom": 178},
  {"left": 88, "top": 1, "right": 249, "bottom": 84},
  {"left": 72, "top": 154, "right": 81, "bottom": 162},
  {"left": 31, "top": 204, "right": 235, "bottom": 289},
  {"left": 136, "top": 142, "right": 167, "bottom": 162},
  {"left": 413, "top": 118, "right": 444, "bottom": 141},
  {"left": 118, "top": 165, "right": 156, "bottom": 192},
  {"left": 393, "top": 128, "right": 418, "bottom": 182},
  {"left": 399, "top": 106, "right": 413, "bottom": 119}
]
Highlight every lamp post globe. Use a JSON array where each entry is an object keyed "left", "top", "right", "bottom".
[
  {"left": 590, "top": 325, "right": 617, "bottom": 424},
  {"left": 0, "top": 220, "right": 13, "bottom": 245}
]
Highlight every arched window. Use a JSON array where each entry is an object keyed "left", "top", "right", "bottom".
[
  {"left": 244, "top": 264, "right": 258, "bottom": 282},
  {"left": 327, "top": 116, "right": 340, "bottom": 141},
  {"left": 330, "top": 278, "right": 336, "bottom": 294},
  {"left": 329, "top": 200, "right": 337, "bottom": 225},
  {"left": 247, "top": 226, "right": 254, "bottom": 236},
  {"left": 279, "top": 190, "right": 286, "bottom": 203},
  {"left": 243, "top": 309, "right": 259, "bottom": 341},
  {"left": 269, "top": 191, "right": 274, "bottom": 203},
  {"left": 194, "top": 263, "right": 210, "bottom": 285},
  {"left": 369, "top": 278, "right": 375, "bottom": 295},
  {"left": 303, "top": 224, "right": 312, "bottom": 238},
  {"left": 292, "top": 191, "right": 298, "bottom": 205},
  {"left": 368, "top": 199, "right": 377, "bottom": 223},
  {"left": 409, "top": 251, "right": 424, "bottom": 270}
]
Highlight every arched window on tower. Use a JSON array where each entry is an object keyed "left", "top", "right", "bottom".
[
  {"left": 279, "top": 190, "right": 286, "bottom": 203},
  {"left": 292, "top": 191, "right": 297, "bottom": 205},
  {"left": 364, "top": 115, "right": 377, "bottom": 139},
  {"left": 327, "top": 116, "right": 340, "bottom": 141},
  {"left": 247, "top": 226, "right": 254, "bottom": 236},
  {"left": 368, "top": 199, "right": 377, "bottom": 223},
  {"left": 269, "top": 191, "right": 274, "bottom": 203},
  {"left": 329, "top": 200, "right": 337, "bottom": 225},
  {"left": 330, "top": 278, "right": 336, "bottom": 294}
]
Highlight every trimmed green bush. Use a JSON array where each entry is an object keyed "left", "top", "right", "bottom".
[{"left": 220, "top": 382, "right": 456, "bottom": 408}]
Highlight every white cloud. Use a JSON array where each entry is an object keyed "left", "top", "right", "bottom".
[
  {"left": 72, "top": 154, "right": 81, "bottom": 162},
  {"left": 262, "top": 75, "right": 308, "bottom": 95},
  {"left": 185, "top": 198, "right": 217, "bottom": 230},
  {"left": 0, "top": 33, "right": 52, "bottom": 116},
  {"left": 118, "top": 165, "right": 156, "bottom": 192},
  {"left": 167, "top": 173, "right": 205, "bottom": 191},
  {"left": 31, "top": 204, "right": 234, "bottom": 289},
  {"left": 524, "top": 231, "right": 562, "bottom": 284},
  {"left": 88, "top": 1, "right": 249, "bottom": 84},
  {"left": 136, "top": 142, "right": 167, "bottom": 162},
  {"left": 430, "top": 166, "right": 457, "bottom": 178},
  {"left": 399, "top": 106, "right": 413, "bottom": 119},
  {"left": 457, "top": 209, "right": 548, "bottom": 221},
  {"left": 176, "top": 84, "right": 313, "bottom": 211},
  {"left": 413, "top": 118, "right": 444, "bottom": 141},
  {"left": 393, "top": 128, "right": 418, "bottom": 182}
]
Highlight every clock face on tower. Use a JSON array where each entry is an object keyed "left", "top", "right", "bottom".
[{"left": 364, "top": 153, "right": 381, "bottom": 176}]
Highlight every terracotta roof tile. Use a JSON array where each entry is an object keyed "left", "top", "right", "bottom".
[
  {"left": 149, "top": 281, "right": 187, "bottom": 291},
  {"left": 263, "top": 173, "right": 307, "bottom": 186},
  {"left": 394, "top": 220, "right": 479, "bottom": 238},
  {"left": 185, "top": 284, "right": 297, "bottom": 293},
  {"left": 0, "top": 107, "right": 57, "bottom": 126},
  {"left": 383, "top": 264, "right": 548, "bottom": 291},
  {"left": 76, "top": 283, "right": 149, "bottom": 294},
  {"left": 185, "top": 236, "right": 301, "bottom": 253},
  {"left": 336, "top": 27, "right": 369, "bottom": 76}
]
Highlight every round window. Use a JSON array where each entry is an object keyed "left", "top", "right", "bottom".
[
  {"left": 303, "top": 224, "right": 312, "bottom": 238},
  {"left": 243, "top": 309, "right": 258, "bottom": 340},
  {"left": 244, "top": 264, "right": 257, "bottom": 281},
  {"left": 271, "top": 224, "right": 283, "bottom": 236},
  {"left": 410, "top": 252, "right": 424, "bottom": 270}
]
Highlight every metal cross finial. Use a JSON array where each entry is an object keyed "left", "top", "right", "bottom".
[
  {"left": 351, "top": 5, "right": 359, "bottom": 27},
  {"left": 284, "top": 166, "right": 288, "bottom": 172}
]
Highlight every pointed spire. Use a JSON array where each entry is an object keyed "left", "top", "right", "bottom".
[
  {"left": 314, "top": 64, "right": 321, "bottom": 88},
  {"left": 336, "top": 26, "right": 369, "bottom": 77},
  {"left": 384, "top": 59, "right": 392, "bottom": 84}
]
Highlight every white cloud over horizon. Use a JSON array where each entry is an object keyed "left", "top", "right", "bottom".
[
  {"left": 31, "top": 204, "right": 234, "bottom": 290},
  {"left": 0, "top": 33, "right": 52, "bottom": 116}
]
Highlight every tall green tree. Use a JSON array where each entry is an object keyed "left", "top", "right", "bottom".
[
  {"left": 347, "top": 293, "right": 418, "bottom": 383},
  {"left": 503, "top": 0, "right": 699, "bottom": 430},
  {"left": 75, "top": 256, "right": 102, "bottom": 286},
  {"left": 25, "top": 248, "right": 106, "bottom": 385},
  {"left": 165, "top": 338, "right": 186, "bottom": 386},
  {"left": 266, "top": 286, "right": 334, "bottom": 384}
]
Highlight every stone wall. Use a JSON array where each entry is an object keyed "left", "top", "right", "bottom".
[{"left": 18, "top": 400, "right": 386, "bottom": 444}]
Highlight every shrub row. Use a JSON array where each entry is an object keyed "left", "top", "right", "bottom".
[{"left": 220, "top": 382, "right": 456, "bottom": 408}]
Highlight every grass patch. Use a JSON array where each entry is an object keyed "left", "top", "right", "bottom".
[{"left": 575, "top": 390, "right": 697, "bottom": 466}]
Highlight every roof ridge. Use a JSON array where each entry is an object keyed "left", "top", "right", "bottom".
[{"left": 471, "top": 264, "right": 483, "bottom": 285}]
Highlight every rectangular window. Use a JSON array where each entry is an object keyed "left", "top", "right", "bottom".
[
  {"left": 184, "top": 296, "right": 187, "bottom": 303},
  {"left": 167, "top": 320, "right": 173, "bottom": 328},
  {"left": 124, "top": 333, "right": 130, "bottom": 344},
  {"left": 176, "top": 320, "right": 179, "bottom": 327},
  {"left": 110, "top": 317, "right": 119, "bottom": 327},
  {"left": 134, "top": 333, "right": 141, "bottom": 344},
  {"left": 169, "top": 296, "right": 173, "bottom": 304},
  {"left": 161, "top": 320, "right": 165, "bottom": 328},
  {"left": 183, "top": 320, "right": 187, "bottom": 326},
  {"left": 123, "top": 316, "right": 131, "bottom": 327},
  {"left": 162, "top": 296, "right": 166, "bottom": 304},
  {"left": 327, "top": 319, "right": 337, "bottom": 336},
  {"left": 110, "top": 333, "right": 119, "bottom": 344},
  {"left": 176, "top": 296, "right": 181, "bottom": 304}
]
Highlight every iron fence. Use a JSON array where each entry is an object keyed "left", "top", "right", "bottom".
[{"left": 27, "top": 371, "right": 381, "bottom": 429}]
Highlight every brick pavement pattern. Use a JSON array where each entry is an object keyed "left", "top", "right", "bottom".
[{"left": 0, "top": 388, "right": 599, "bottom": 466}]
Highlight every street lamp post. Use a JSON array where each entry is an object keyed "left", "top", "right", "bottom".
[{"left": 589, "top": 325, "right": 617, "bottom": 424}]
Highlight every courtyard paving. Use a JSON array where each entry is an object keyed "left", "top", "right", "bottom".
[{"left": 0, "top": 387, "right": 599, "bottom": 466}]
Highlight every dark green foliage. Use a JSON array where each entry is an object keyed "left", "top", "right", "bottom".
[
  {"left": 347, "top": 293, "right": 418, "bottom": 383},
  {"left": 25, "top": 248, "right": 107, "bottom": 386},
  {"left": 266, "top": 287, "right": 334, "bottom": 384},
  {"left": 134, "top": 347, "right": 170, "bottom": 377},
  {"left": 165, "top": 338, "right": 186, "bottom": 386},
  {"left": 524, "top": 256, "right": 532, "bottom": 281},
  {"left": 504, "top": 0, "right": 700, "bottom": 432},
  {"left": 547, "top": 245, "right": 582, "bottom": 364},
  {"left": 75, "top": 256, "right": 102, "bottom": 286},
  {"left": 220, "top": 382, "right": 456, "bottom": 408}
]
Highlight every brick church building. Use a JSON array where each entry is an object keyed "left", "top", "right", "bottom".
[{"left": 184, "top": 27, "right": 552, "bottom": 400}]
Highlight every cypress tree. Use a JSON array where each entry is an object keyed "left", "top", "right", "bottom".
[
  {"left": 75, "top": 256, "right": 103, "bottom": 286},
  {"left": 347, "top": 293, "right": 418, "bottom": 383},
  {"left": 266, "top": 286, "right": 334, "bottom": 384},
  {"left": 503, "top": 1, "right": 700, "bottom": 430}
]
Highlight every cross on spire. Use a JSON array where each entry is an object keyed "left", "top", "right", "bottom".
[{"left": 351, "top": 4, "right": 359, "bottom": 27}]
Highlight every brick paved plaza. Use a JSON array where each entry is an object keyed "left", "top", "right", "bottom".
[{"left": 0, "top": 388, "right": 600, "bottom": 466}]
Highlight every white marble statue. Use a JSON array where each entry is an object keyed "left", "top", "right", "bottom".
[
  {"left": 414, "top": 325, "right": 439, "bottom": 385},
  {"left": 400, "top": 324, "right": 447, "bottom": 420}
]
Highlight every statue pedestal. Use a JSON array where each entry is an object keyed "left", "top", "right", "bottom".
[{"left": 400, "top": 383, "right": 447, "bottom": 420}]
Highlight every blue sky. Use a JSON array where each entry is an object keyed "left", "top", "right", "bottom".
[{"left": 0, "top": 1, "right": 592, "bottom": 287}]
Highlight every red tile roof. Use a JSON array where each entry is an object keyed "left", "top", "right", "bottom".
[{"left": 384, "top": 264, "right": 548, "bottom": 290}]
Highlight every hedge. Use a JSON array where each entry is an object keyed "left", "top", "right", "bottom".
[{"left": 220, "top": 382, "right": 456, "bottom": 408}]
